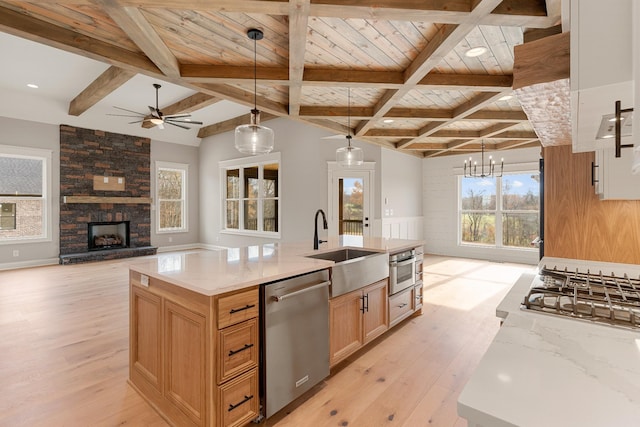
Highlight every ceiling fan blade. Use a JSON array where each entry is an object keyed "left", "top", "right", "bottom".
[
  {"left": 164, "top": 113, "right": 191, "bottom": 119},
  {"left": 166, "top": 119, "right": 203, "bottom": 125},
  {"left": 165, "top": 121, "right": 190, "bottom": 130},
  {"left": 128, "top": 120, "right": 145, "bottom": 124},
  {"left": 113, "top": 106, "right": 146, "bottom": 116},
  {"left": 107, "top": 113, "right": 146, "bottom": 118}
]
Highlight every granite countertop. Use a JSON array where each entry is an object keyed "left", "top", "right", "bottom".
[
  {"left": 128, "top": 236, "right": 424, "bottom": 296},
  {"left": 458, "top": 271, "right": 640, "bottom": 427}
]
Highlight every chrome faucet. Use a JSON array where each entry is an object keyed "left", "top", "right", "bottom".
[{"left": 313, "top": 209, "right": 328, "bottom": 250}]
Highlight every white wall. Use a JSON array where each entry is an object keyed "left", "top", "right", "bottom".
[
  {"left": 0, "top": 117, "right": 60, "bottom": 268},
  {"left": 380, "top": 148, "right": 424, "bottom": 240},
  {"left": 198, "top": 118, "right": 384, "bottom": 248},
  {"left": 422, "top": 146, "right": 541, "bottom": 265},
  {"left": 150, "top": 140, "right": 200, "bottom": 251}
]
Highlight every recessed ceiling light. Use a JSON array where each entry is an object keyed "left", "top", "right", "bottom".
[
  {"left": 27, "top": 83, "right": 39, "bottom": 89},
  {"left": 383, "top": 119, "right": 394, "bottom": 124},
  {"left": 499, "top": 95, "right": 513, "bottom": 101},
  {"left": 465, "top": 47, "right": 487, "bottom": 58}
]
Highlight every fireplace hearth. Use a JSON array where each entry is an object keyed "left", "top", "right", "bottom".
[{"left": 88, "top": 221, "right": 129, "bottom": 251}]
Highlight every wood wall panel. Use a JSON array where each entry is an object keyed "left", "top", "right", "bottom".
[{"left": 544, "top": 145, "right": 640, "bottom": 264}]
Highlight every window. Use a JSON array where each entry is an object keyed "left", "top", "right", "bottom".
[
  {"left": 460, "top": 172, "right": 539, "bottom": 249},
  {"left": 0, "top": 145, "right": 51, "bottom": 243},
  {"left": 156, "top": 162, "right": 188, "bottom": 233},
  {"left": 221, "top": 153, "right": 280, "bottom": 237}
]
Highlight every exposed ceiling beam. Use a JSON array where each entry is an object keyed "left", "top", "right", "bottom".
[
  {"left": 288, "top": 0, "right": 310, "bottom": 116},
  {"left": 355, "top": 0, "right": 505, "bottom": 137},
  {"left": 99, "top": 1, "right": 180, "bottom": 78},
  {"left": 142, "top": 92, "right": 220, "bottom": 128},
  {"left": 298, "top": 107, "right": 529, "bottom": 122},
  {"left": 197, "top": 112, "right": 278, "bottom": 139},
  {"left": 0, "top": 6, "right": 160, "bottom": 74},
  {"left": 417, "top": 73, "right": 513, "bottom": 90},
  {"left": 68, "top": 66, "right": 135, "bottom": 116},
  {"left": 181, "top": 65, "right": 289, "bottom": 84}
]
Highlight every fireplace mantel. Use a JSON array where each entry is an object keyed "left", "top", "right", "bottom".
[{"left": 63, "top": 196, "right": 152, "bottom": 204}]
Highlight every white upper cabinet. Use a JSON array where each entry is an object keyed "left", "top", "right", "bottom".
[{"left": 571, "top": 0, "right": 634, "bottom": 153}]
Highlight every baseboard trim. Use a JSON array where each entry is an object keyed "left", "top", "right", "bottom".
[{"left": 0, "top": 257, "right": 59, "bottom": 271}]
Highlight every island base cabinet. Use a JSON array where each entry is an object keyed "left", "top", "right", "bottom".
[
  {"left": 129, "top": 271, "right": 260, "bottom": 427},
  {"left": 218, "top": 368, "right": 259, "bottom": 427},
  {"left": 329, "top": 279, "right": 388, "bottom": 367}
]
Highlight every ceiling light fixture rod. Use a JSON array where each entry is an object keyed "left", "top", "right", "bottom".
[{"left": 464, "top": 140, "right": 503, "bottom": 178}]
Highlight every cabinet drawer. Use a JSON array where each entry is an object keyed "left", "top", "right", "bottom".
[
  {"left": 389, "top": 287, "right": 413, "bottom": 327},
  {"left": 217, "top": 288, "right": 259, "bottom": 329},
  {"left": 414, "top": 282, "right": 423, "bottom": 310},
  {"left": 218, "top": 368, "right": 259, "bottom": 427},
  {"left": 218, "top": 318, "right": 258, "bottom": 384}
]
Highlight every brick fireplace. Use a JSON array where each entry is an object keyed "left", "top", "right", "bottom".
[{"left": 59, "top": 125, "right": 157, "bottom": 264}]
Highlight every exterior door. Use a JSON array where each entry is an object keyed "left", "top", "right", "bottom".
[{"left": 328, "top": 163, "right": 374, "bottom": 237}]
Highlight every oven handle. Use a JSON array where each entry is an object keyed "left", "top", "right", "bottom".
[
  {"left": 391, "top": 257, "right": 415, "bottom": 267},
  {"left": 271, "top": 280, "right": 331, "bottom": 302}
]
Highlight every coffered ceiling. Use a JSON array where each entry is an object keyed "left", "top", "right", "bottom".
[{"left": 0, "top": 1, "right": 562, "bottom": 156}]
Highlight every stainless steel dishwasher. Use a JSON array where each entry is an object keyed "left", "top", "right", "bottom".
[{"left": 260, "top": 269, "right": 330, "bottom": 419}]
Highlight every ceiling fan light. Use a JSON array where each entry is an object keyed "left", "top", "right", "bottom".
[
  {"left": 150, "top": 117, "right": 164, "bottom": 125},
  {"left": 235, "top": 109, "right": 274, "bottom": 155}
]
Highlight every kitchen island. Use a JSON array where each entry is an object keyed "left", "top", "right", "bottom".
[
  {"left": 458, "top": 266, "right": 640, "bottom": 427},
  {"left": 128, "top": 236, "right": 423, "bottom": 427}
]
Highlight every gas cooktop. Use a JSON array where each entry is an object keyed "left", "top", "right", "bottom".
[{"left": 522, "top": 262, "right": 640, "bottom": 330}]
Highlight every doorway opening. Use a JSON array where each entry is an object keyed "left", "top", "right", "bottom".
[{"left": 327, "top": 162, "right": 374, "bottom": 238}]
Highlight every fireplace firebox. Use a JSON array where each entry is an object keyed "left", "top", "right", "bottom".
[{"left": 88, "top": 221, "right": 130, "bottom": 251}]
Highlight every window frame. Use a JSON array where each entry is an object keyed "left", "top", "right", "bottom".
[
  {"left": 0, "top": 144, "right": 52, "bottom": 245},
  {"left": 458, "top": 169, "right": 539, "bottom": 251},
  {"left": 219, "top": 152, "right": 281, "bottom": 239},
  {"left": 155, "top": 161, "right": 188, "bottom": 234}
]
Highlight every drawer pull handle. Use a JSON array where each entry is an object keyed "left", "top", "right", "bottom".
[
  {"left": 229, "top": 304, "right": 255, "bottom": 315},
  {"left": 228, "top": 394, "right": 254, "bottom": 412},
  {"left": 228, "top": 343, "right": 254, "bottom": 357},
  {"left": 398, "top": 303, "right": 408, "bottom": 308}
]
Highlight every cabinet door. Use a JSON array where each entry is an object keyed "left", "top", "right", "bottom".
[
  {"left": 600, "top": 148, "right": 640, "bottom": 200},
  {"left": 164, "top": 301, "right": 206, "bottom": 426},
  {"left": 217, "top": 318, "right": 259, "bottom": 384},
  {"left": 329, "top": 290, "right": 363, "bottom": 367},
  {"left": 362, "top": 280, "right": 388, "bottom": 344},
  {"left": 130, "top": 286, "right": 162, "bottom": 393},
  {"left": 218, "top": 368, "right": 259, "bottom": 427},
  {"left": 389, "top": 286, "right": 414, "bottom": 327}
]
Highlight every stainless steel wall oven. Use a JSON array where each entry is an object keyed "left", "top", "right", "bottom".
[{"left": 389, "top": 249, "right": 416, "bottom": 295}]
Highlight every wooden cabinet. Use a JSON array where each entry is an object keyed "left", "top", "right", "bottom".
[
  {"left": 389, "top": 286, "right": 414, "bottom": 327},
  {"left": 129, "top": 270, "right": 259, "bottom": 427},
  {"left": 329, "top": 279, "right": 388, "bottom": 367}
]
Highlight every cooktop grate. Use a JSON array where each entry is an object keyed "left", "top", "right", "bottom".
[{"left": 522, "top": 266, "right": 640, "bottom": 329}]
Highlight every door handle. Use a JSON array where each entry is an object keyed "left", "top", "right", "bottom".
[{"left": 272, "top": 280, "right": 331, "bottom": 302}]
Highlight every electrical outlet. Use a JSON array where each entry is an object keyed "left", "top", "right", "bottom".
[
  {"left": 12, "top": 250, "right": 19, "bottom": 257},
  {"left": 168, "top": 237, "right": 173, "bottom": 243}
]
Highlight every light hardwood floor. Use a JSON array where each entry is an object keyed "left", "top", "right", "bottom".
[{"left": 0, "top": 254, "right": 535, "bottom": 427}]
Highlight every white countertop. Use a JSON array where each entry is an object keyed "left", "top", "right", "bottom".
[
  {"left": 128, "top": 236, "right": 423, "bottom": 296},
  {"left": 458, "top": 270, "right": 640, "bottom": 427}
]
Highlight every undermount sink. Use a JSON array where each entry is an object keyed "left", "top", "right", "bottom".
[
  {"left": 305, "top": 248, "right": 381, "bottom": 263},
  {"left": 305, "top": 248, "right": 389, "bottom": 297}
]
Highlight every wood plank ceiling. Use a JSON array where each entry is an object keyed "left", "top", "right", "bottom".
[{"left": 0, "top": 0, "right": 561, "bottom": 157}]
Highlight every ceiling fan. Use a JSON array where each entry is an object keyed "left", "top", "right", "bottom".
[{"left": 109, "top": 83, "right": 203, "bottom": 130}]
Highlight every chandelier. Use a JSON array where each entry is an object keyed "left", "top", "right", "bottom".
[{"left": 464, "top": 140, "right": 503, "bottom": 178}]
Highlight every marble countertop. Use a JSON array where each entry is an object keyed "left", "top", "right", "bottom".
[
  {"left": 128, "top": 236, "right": 424, "bottom": 296},
  {"left": 458, "top": 271, "right": 640, "bottom": 427}
]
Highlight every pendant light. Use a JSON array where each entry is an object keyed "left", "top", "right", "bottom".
[
  {"left": 463, "top": 140, "right": 504, "bottom": 178},
  {"left": 235, "top": 29, "right": 274, "bottom": 155},
  {"left": 336, "top": 87, "right": 363, "bottom": 167}
]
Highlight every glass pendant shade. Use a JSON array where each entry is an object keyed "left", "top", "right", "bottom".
[
  {"left": 336, "top": 136, "right": 363, "bottom": 166},
  {"left": 235, "top": 109, "right": 274, "bottom": 155}
]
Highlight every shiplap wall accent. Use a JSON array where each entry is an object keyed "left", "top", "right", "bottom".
[
  {"left": 381, "top": 216, "right": 424, "bottom": 240},
  {"left": 422, "top": 146, "right": 540, "bottom": 265}
]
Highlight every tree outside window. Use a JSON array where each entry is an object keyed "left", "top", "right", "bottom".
[
  {"left": 221, "top": 153, "right": 280, "bottom": 237},
  {"left": 157, "top": 162, "right": 187, "bottom": 232},
  {"left": 460, "top": 172, "right": 539, "bottom": 249}
]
